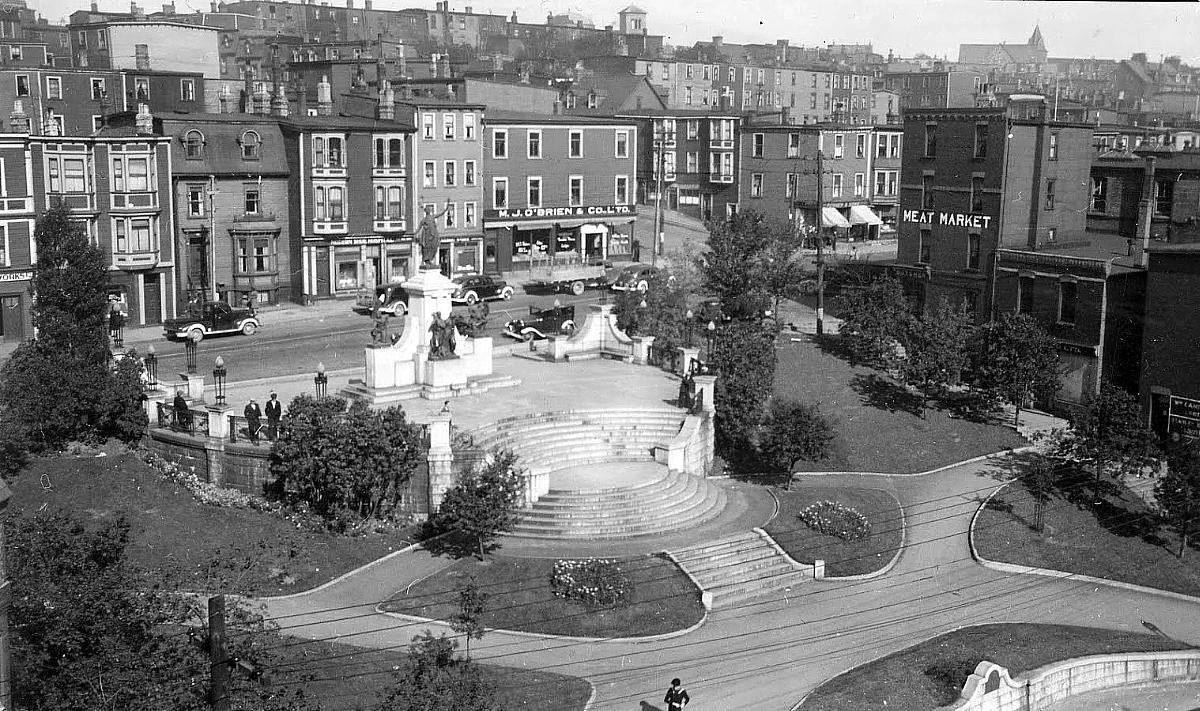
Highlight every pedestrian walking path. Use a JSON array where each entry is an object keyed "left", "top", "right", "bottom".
[{"left": 257, "top": 406, "right": 1200, "bottom": 710}]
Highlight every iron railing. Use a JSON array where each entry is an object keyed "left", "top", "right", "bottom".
[{"left": 156, "top": 402, "right": 210, "bottom": 437}]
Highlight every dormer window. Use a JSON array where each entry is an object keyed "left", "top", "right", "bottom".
[
  {"left": 184, "top": 130, "right": 205, "bottom": 159},
  {"left": 240, "top": 130, "right": 261, "bottom": 160},
  {"left": 587, "top": 92, "right": 597, "bottom": 109},
  {"left": 565, "top": 92, "right": 576, "bottom": 109}
]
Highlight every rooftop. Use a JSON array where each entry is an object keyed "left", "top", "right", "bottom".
[{"left": 483, "top": 110, "right": 637, "bottom": 125}]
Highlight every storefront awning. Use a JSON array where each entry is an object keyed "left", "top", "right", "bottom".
[
  {"left": 821, "top": 206, "right": 851, "bottom": 229},
  {"left": 849, "top": 205, "right": 883, "bottom": 226}
]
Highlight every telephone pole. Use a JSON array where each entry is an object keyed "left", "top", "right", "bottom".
[
  {"left": 815, "top": 148, "right": 826, "bottom": 336},
  {"left": 209, "top": 594, "right": 231, "bottom": 711},
  {"left": 651, "top": 134, "right": 666, "bottom": 267}
]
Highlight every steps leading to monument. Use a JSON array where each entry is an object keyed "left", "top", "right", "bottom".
[
  {"left": 509, "top": 471, "right": 726, "bottom": 538},
  {"left": 669, "top": 532, "right": 806, "bottom": 609}
]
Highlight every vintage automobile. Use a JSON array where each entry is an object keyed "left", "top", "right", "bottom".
[
  {"left": 503, "top": 303, "right": 576, "bottom": 341},
  {"left": 610, "top": 263, "right": 663, "bottom": 292},
  {"left": 353, "top": 282, "right": 410, "bottom": 317},
  {"left": 163, "top": 301, "right": 260, "bottom": 341},
  {"left": 451, "top": 274, "right": 514, "bottom": 304}
]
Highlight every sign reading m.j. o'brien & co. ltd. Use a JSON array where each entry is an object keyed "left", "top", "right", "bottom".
[{"left": 902, "top": 210, "right": 994, "bottom": 229}]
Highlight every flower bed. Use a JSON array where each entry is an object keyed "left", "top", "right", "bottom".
[
  {"left": 798, "top": 500, "right": 871, "bottom": 541},
  {"left": 550, "top": 558, "right": 632, "bottom": 608}
]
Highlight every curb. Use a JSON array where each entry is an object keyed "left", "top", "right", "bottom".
[
  {"left": 259, "top": 537, "right": 431, "bottom": 602},
  {"left": 822, "top": 488, "right": 907, "bottom": 582},
  {"left": 581, "top": 680, "right": 598, "bottom": 711},
  {"left": 968, "top": 483, "right": 1200, "bottom": 606},
  {"left": 793, "top": 444, "right": 1040, "bottom": 479}
]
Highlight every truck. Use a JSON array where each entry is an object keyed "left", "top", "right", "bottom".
[{"left": 522, "top": 257, "right": 612, "bottom": 296}]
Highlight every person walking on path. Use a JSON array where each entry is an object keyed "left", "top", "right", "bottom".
[
  {"left": 244, "top": 398, "right": 263, "bottom": 444},
  {"left": 664, "top": 678, "right": 689, "bottom": 710},
  {"left": 264, "top": 391, "right": 282, "bottom": 441}
]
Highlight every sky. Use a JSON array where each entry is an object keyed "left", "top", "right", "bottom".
[{"left": 34, "top": 0, "right": 1200, "bottom": 65}]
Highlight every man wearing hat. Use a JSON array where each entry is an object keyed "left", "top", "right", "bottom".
[
  {"left": 244, "top": 398, "right": 263, "bottom": 444},
  {"left": 265, "top": 391, "right": 282, "bottom": 441}
]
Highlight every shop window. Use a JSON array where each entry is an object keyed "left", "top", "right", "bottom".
[{"left": 336, "top": 260, "right": 358, "bottom": 290}]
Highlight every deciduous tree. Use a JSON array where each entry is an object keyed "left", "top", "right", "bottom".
[
  {"left": 833, "top": 275, "right": 912, "bottom": 367},
  {"left": 901, "top": 296, "right": 975, "bottom": 417},
  {"left": 449, "top": 575, "right": 490, "bottom": 659},
  {"left": 431, "top": 450, "right": 525, "bottom": 559},
  {"left": 1158, "top": 443, "right": 1200, "bottom": 558},
  {"left": 969, "top": 312, "right": 1061, "bottom": 425},
  {"left": 699, "top": 210, "right": 778, "bottom": 305},
  {"left": 758, "top": 398, "right": 836, "bottom": 471},
  {"left": 379, "top": 631, "right": 497, "bottom": 711},
  {"left": 709, "top": 319, "right": 777, "bottom": 456},
  {"left": 1058, "top": 381, "right": 1158, "bottom": 497}
]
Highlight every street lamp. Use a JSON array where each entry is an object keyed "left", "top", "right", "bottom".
[
  {"left": 111, "top": 310, "right": 125, "bottom": 349},
  {"left": 684, "top": 309, "right": 694, "bottom": 348},
  {"left": 212, "top": 355, "right": 227, "bottom": 406},
  {"left": 705, "top": 319, "right": 717, "bottom": 367},
  {"left": 144, "top": 343, "right": 158, "bottom": 388},
  {"left": 314, "top": 361, "right": 328, "bottom": 400},
  {"left": 185, "top": 331, "right": 200, "bottom": 374}
]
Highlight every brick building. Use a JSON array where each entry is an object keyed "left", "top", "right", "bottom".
[
  {"left": 895, "top": 98, "right": 1093, "bottom": 317},
  {"left": 281, "top": 108, "right": 415, "bottom": 302},
  {"left": 0, "top": 130, "right": 37, "bottom": 342},
  {"left": 481, "top": 112, "right": 639, "bottom": 273},
  {"left": 159, "top": 114, "right": 293, "bottom": 307},
  {"left": 1141, "top": 243, "right": 1200, "bottom": 437},
  {"left": 1087, "top": 148, "right": 1200, "bottom": 248},
  {"left": 620, "top": 109, "right": 740, "bottom": 222},
  {"left": 871, "top": 124, "right": 902, "bottom": 231},
  {"left": 738, "top": 122, "right": 883, "bottom": 240},
  {"left": 880, "top": 68, "right": 986, "bottom": 110},
  {"left": 67, "top": 16, "right": 222, "bottom": 80},
  {"left": 41, "top": 108, "right": 176, "bottom": 325},
  {"left": 397, "top": 97, "right": 485, "bottom": 275}
]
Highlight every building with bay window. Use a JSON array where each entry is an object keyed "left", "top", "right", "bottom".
[
  {"left": 39, "top": 109, "right": 175, "bottom": 325},
  {"left": 160, "top": 114, "right": 291, "bottom": 307},
  {"left": 395, "top": 98, "right": 486, "bottom": 276},
  {"left": 481, "top": 112, "right": 639, "bottom": 274},
  {"left": 0, "top": 131, "right": 37, "bottom": 343},
  {"left": 281, "top": 113, "right": 415, "bottom": 302}
]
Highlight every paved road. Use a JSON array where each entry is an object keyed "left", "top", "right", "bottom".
[{"left": 258, "top": 454, "right": 1200, "bottom": 711}]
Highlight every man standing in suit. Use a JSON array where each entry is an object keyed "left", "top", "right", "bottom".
[
  {"left": 264, "top": 391, "right": 282, "bottom": 441},
  {"left": 244, "top": 398, "right": 263, "bottom": 444}
]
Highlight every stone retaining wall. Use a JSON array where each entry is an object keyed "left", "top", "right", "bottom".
[{"left": 942, "top": 653, "right": 1200, "bottom": 711}]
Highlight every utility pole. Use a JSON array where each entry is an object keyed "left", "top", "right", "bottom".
[
  {"left": 651, "top": 131, "right": 665, "bottom": 267},
  {"left": 208, "top": 594, "right": 231, "bottom": 711},
  {"left": 815, "top": 148, "right": 826, "bottom": 336}
]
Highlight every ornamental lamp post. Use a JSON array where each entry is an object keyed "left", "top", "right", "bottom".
[
  {"left": 705, "top": 319, "right": 717, "bottom": 369},
  {"left": 185, "top": 331, "right": 200, "bottom": 374},
  {"left": 684, "top": 309, "right": 694, "bottom": 348},
  {"left": 212, "top": 355, "right": 227, "bottom": 406},
  {"left": 314, "top": 361, "right": 328, "bottom": 400},
  {"left": 144, "top": 343, "right": 158, "bottom": 388}
]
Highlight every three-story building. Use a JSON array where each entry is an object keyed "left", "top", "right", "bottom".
[{"left": 0, "top": 127, "right": 37, "bottom": 343}]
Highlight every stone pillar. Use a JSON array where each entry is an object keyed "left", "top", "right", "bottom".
[
  {"left": 693, "top": 374, "right": 717, "bottom": 414},
  {"left": 426, "top": 413, "right": 454, "bottom": 514},
  {"left": 205, "top": 404, "right": 232, "bottom": 440},
  {"left": 548, "top": 335, "right": 570, "bottom": 361},
  {"left": 813, "top": 559, "right": 826, "bottom": 580},
  {"left": 177, "top": 372, "right": 206, "bottom": 401},
  {"left": 631, "top": 335, "right": 654, "bottom": 365},
  {"left": 676, "top": 346, "right": 700, "bottom": 375},
  {"left": 204, "top": 404, "right": 232, "bottom": 486}
]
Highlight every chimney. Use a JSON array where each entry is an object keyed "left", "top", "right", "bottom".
[
  {"left": 346, "top": 0, "right": 353, "bottom": 7},
  {"left": 91, "top": 1, "right": 99, "bottom": 11},
  {"left": 210, "top": 1, "right": 217, "bottom": 11},
  {"left": 297, "top": 83, "right": 308, "bottom": 115},
  {"left": 8, "top": 100, "right": 29, "bottom": 134},
  {"left": 377, "top": 83, "right": 394, "bottom": 120},
  {"left": 271, "top": 83, "right": 289, "bottom": 116},
  {"left": 255, "top": 83, "right": 271, "bottom": 114},
  {"left": 712, "top": 35, "right": 723, "bottom": 54},
  {"left": 465, "top": 6, "right": 471, "bottom": 13},
  {"left": 1135, "top": 156, "right": 1157, "bottom": 267},
  {"left": 135, "top": 103, "right": 153, "bottom": 135},
  {"left": 781, "top": 106, "right": 790, "bottom": 124},
  {"left": 317, "top": 74, "right": 332, "bottom": 115},
  {"left": 552, "top": 98, "right": 561, "bottom": 114},
  {"left": 162, "top": 2, "right": 175, "bottom": 13},
  {"left": 437, "top": 54, "right": 451, "bottom": 79},
  {"left": 218, "top": 83, "right": 231, "bottom": 113},
  {"left": 364, "top": 0, "right": 371, "bottom": 8}
]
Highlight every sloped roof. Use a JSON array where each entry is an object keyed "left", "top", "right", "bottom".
[
  {"left": 160, "top": 115, "right": 290, "bottom": 175},
  {"left": 563, "top": 73, "right": 666, "bottom": 115},
  {"left": 619, "top": 5, "right": 646, "bottom": 14}
]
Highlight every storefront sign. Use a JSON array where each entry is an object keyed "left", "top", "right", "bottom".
[
  {"left": 1169, "top": 395, "right": 1200, "bottom": 440},
  {"left": 485, "top": 205, "right": 635, "bottom": 221},
  {"left": 0, "top": 270, "right": 32, "bottom": 283},
  {"left": 1056, "top": 342, "right": 1096, "bottom": 356},
  {"left": 902, "top": 210, "right": 994, "bottom": 230}
]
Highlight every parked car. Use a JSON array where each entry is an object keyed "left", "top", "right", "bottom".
[
  {"left": 503, "top": 303, "right": 576, "bottom": 341},
  {"left": 610, "top": 264, "right": 662, "bottom": 292},
  {"left": 163, "top": 301, "right": 260, "bottom": 341},
  {"left": 451, "top": 274, "right": 514, "bottom": 304},
  {"left": 354, "top": 282, "right": 410, "bottom": 317}
]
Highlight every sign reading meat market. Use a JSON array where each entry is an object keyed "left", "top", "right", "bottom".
[
  {"left": 902, "top": 210, "right": 994, "bottom": 230},
  {"left": 485, "top": 205, "right": 636, "bottom": 221}
]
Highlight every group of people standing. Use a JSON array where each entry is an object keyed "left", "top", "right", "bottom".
[{"left": 242, "top": 392, "right": 282, "bottom": 444}]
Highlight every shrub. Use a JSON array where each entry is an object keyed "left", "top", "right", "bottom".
[
  {"left": 798, "top": 500, "right": 871, "bottom": 541},
  {"left": 550, "top": 558, "right": 631, "bottom": 607},
  {"left": 758, "top": 398, "right": 835, "bottom": 471}
]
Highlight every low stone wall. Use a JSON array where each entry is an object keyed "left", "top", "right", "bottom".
[
  {"left": 652, "top": 414, "right": 714, "bottom": 477},
  {"left": 146, "top": 428, "right": 272, "bottom": 494},
  {"left": 942, "top": 653, "right": 1200, "bottom": 711}
]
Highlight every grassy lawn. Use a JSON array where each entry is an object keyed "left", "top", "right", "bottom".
[
  {"left": 382, "top": 554, "right": 705, "bottom": 637},
  {"left": 9, "top": 451, "right": 417, "bottom": 596},
  {"left": 799, "top": 623, "right": 1190, "bottom": 710},
  {"left": 267, "top": 634, "right": 595, "bottom": 711},
  {"left": 765, "top": 487, "right": 904, "bottom": 576},
  {"left": 270, "top": 636, "right": 591, "bottom": 710},
  {"left": 773, "top": 338, "right": 1025, "bottom": 474},
  {"left": 974, "top": 479, "right": 1200, "bottom": 597}
]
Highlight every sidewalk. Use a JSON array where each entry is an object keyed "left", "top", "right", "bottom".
[{"left": 119, "top": 297, "right": 355, "bottom": 348}]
